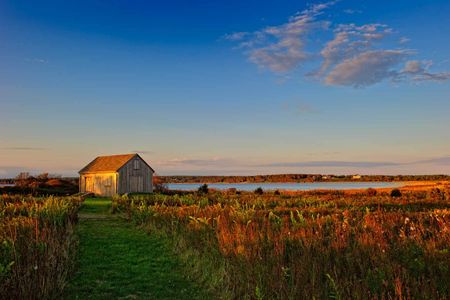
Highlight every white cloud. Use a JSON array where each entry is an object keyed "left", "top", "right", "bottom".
[
  {"left": 311, "top": 23, "right": 396, "bottom": 80},
  {"left": 224, "top": 3, "right": 450, "bottom": 87},
  {"left": 401, "top": 60, "right": 450, "bottom": 82},
  {"left": 399, "top": 37, "right": 410, "bottom": 44},
  {"left": 343, "top": 9, "right": 361, "bottom": 14},
  {"left": 223, "top": 32, "right": 248, "bottom": 41},
  {"left": 403, "top": 60, "right": 426, "bottom": 73},
  {"left": 318, "top": 27, "right": 448, "bottom": 86},
  {"left": 229, "top": 1, "right": 337, "bottom": 73},
  {"left": 325, "top": 50, "right": 409, "bottom": 87}
]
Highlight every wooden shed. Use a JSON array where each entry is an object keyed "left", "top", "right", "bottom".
[{"left": 79, "top": 153, "right": 154, "bottom": 196}]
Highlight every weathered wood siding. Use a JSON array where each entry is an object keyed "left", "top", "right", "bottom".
[
  {"left": 79, "top": 173, "right": 117, "bottom": 197},
  {"left": 117, "top": 156, "right": 153, "bottom": 194}
]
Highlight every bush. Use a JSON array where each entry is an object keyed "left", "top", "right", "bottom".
[
  {"left": 226, "top": 188, "right": 237, "bottom": 194},
  {"left": 198, "top": 184, "right": 209, "bottom": 194},
  {"left": 254, "top": 187, "right": 264, "bottom": 195},
  {"left": 153, "top": 174, "right": 168, "bottom": 193},
  {"left": 390, "top": 188, "right": 402, "bottom": 198},
  {"left": 429, "top": 188, "right": 445, "bottom": 201},
  {"left": 366, "top": 188, "right": 377, "bottom": 196}
]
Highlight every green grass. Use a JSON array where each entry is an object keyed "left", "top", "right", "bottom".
[
  {"left": 78, "top": 197, "right": 112, "bottom": 214},
  {"left": 64, "top": 198, "right": 207, "bottom": 300}
]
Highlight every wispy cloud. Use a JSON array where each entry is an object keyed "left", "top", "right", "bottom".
[
  {"left": 257, "top": 155, "right": 450, "bottom": 169},
  {"left": 399, "top": 37, "right": 410, "bottom": 44},
  {"left": 260, "top": 160, "right": 399, "bottom": 168},
  {"left": 157, "top": 157, "right": 240, "bottom": 167},
  {"left": 225, "top": 1, "right": 336, "bottom": 73},
  {"left": 400, "top": 60, "right": 450, "bottom": 82},
  {"left": 150, "top": 155, "right": 450, "bottom": 175},
  {"left": 343, "top": 9, "right": 361, "bottom": 14},
  {"left": 131, "top": 150, "right": 154, "bottom": 154},
  {"left": 325, "top": 50, "right": 410, "bottom": 87},
  {"left": 1, "top": 147, "right": 46, "bottom": 151},
  {"left": 223, "top": 32, "right": 249, "bottom": 41},
  {"left": 281, "top": 100, "right": 320, "bottom": 115},
  {"left": 25, "top": 58, "right": 48, "bottom": 64},
  {"left": 225, "top": 2, "right": 449, "bottom": 87},
  {"left": 313, "top": 23, "right": 395, "bottom": 78},
  {"left": 415, "top": 156, "right": 450, "bottom": 165}
]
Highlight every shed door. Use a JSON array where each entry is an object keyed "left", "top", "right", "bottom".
[
  {"left": 103, "top": 175, "right": 114, "bottom": 196},
  {"left": 130, "top": 176, "right": 143, "bottom": 193},
  {"left": 85, "top": 176, "right": 94, "bottom": 193}
]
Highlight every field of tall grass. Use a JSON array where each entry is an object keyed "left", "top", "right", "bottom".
[
  {"left": 0, "top": 194, "right": 82, "bottom": 299},
  {"left": 114, "top": 188, "right": 450, "bottom": 299}
]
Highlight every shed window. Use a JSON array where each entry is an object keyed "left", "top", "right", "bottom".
[{"left": 133, "top": 160, "right": 140, "bottom": 170}]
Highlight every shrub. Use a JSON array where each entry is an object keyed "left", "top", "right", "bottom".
[
  {"left": 198, "top": 184, "right": 209, "bottom": 194},
  {"left": 429, "top": 188, "right": 445, "bottom": 201},
  {"left": 254, "top": 187, "right": 264, "bottom": 195},
  {"left": 366, "top": 188, "right": 377, "bottom": 196},
  {"left": 227, "top": 188, "right": 237, "bottom": 194},
  {"left": 390, "top": 188, "right": 402, "bottom": 198},
  {"left": 153, "top": 174, "right": 169, "bottom": 193}
]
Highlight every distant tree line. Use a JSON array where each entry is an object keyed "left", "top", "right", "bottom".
[
  {"left": 160, "top": 174, "right": 450, "bottom": 184},
  {"left": 0, "top": 172, "right": 78, "bottom": 195}
]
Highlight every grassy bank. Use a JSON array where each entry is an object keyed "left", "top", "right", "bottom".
[{"left": 64, "top": 198, "right": 207, "bottom": 299}]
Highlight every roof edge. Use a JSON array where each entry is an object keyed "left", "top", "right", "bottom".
[
  {"left": 116, "top": 153, "right": 155, "bottom": 173},
  {"left": 79, "top": 170, "right": 120, "bottom": 175}
]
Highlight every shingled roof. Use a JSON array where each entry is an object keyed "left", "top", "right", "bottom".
[{"left": 79, "top": 154, "right": 139, "bottom": 174}]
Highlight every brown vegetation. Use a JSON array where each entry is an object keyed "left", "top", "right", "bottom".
[
  {"left": 0, "top": 195, "right": 82, "bottom": 299},
  {"left": 113, "top": 187, "right": 450, "bottom": 299},
  {"left": 1, "top": 173, "right": 78, "bottom": 195}
]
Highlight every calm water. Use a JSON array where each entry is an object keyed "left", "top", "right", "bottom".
[
  {"left": 0, "top": 183, "right": 15, "bottom": 187},
  {"left": 167, "top": 182, "right": 403, "bottom": 191}
]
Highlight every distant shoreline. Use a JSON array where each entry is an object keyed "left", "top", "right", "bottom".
[
  {"left": 160, "top": 174, "right": 450, "bottom": 184},
  {"left": 167, "top": 181, "right": 404, "bottom": 185}
]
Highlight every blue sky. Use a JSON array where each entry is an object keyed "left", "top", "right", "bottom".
[{"left": 1, "top": 0, "right": 450, "bottom": 177}]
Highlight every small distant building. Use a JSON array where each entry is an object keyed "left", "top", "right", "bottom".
[
  {"left": 79, "top": 153, "right": 154, "bottom": 196},
  {"left": 352, "top": 175, "right": 362, "bottom": 180}
]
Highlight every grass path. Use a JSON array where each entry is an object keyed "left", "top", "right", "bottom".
[{"left": 64, "top": 198, "right": 207, "bottom": 300}]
